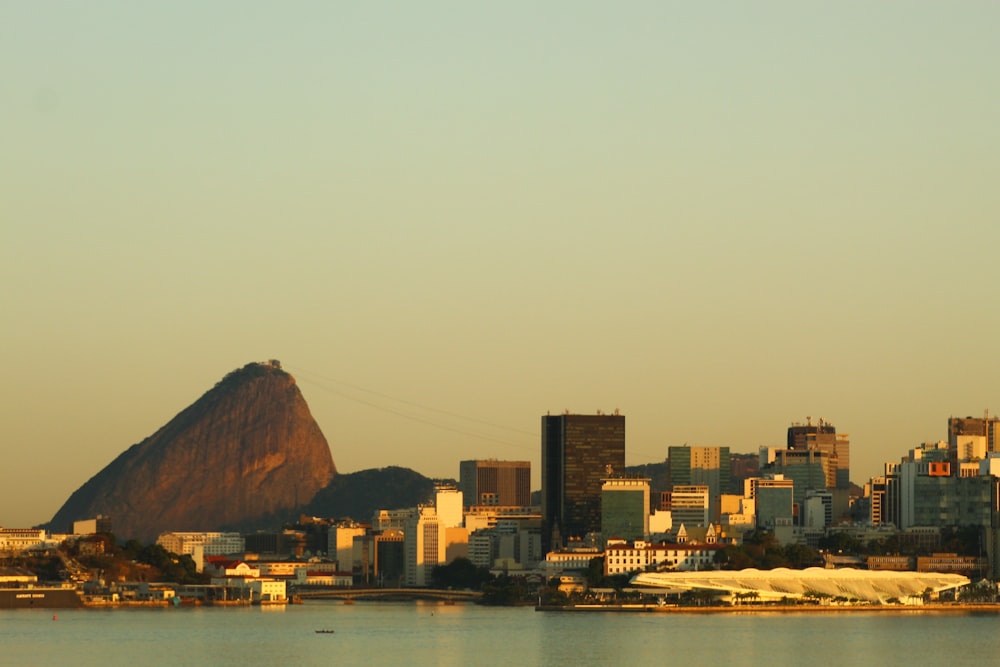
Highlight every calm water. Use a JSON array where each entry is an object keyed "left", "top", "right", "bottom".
[{"left": 3, "top": 601, "right": 1000, "bottom": 666}]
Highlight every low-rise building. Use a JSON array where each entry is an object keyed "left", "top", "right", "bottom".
[
  {"left": 543, "top": 547, "right": 602, "bottom": 578},
  {"left": 157, "top": 532, "right": 245, "bottom": 557},
  {"left": 604, "top": 539, "right": 723, "bottom": 576},
  {"left": 0, "top": 528, "right": 47, "bottom": 552}
]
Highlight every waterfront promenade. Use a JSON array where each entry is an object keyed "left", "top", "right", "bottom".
[
  {"left": 296, "top": 587, "right": 481, "bottom": 602},
  {"left": 536, "top": 602, "right": 1000, "bottom": 614}
]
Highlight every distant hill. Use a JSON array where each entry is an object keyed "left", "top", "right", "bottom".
[
  {"left": 304, "top": 467, "right": 444, "bottom": 522},
  {"left": 47, "top": 361, "right": 337, "bottom": 542}
]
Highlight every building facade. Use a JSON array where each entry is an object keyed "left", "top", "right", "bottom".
[
  {"left": 668, "top": 486, "right": 710, "bottom": 530},
  {"left": 600, "top": 478, "right": 650, "bottom": 542},
  {"left": 667, "top": 445, "right": 731, "bottom": 521},
  {"left": 403, "top": 507, "right": 444, "bottom": 587},
  {"left": 459, "top": 460, "right": 531, "bottom": 507},
  {"left": 787, "top": 418, "right": 851, "bottom": 489},
  {"left": 157, "top": 532, "right": 245, "bottom": 557},
  {"left": 541, "top": 412, "right": 626, "bottom": 551}
]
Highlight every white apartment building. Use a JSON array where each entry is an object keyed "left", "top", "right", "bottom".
[
  {"left": 404, "top": 507, "right": 445, "bottom": 587},
  {"left": 156, "top": 532, "right": 245, "bottom": 557}
]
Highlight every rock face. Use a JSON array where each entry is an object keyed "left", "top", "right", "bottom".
[{"left": 49, "top": 361, "right": 336, "bottom": 542}]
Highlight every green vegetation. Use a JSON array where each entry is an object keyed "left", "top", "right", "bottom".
[
  {"left": 430, "top": 557, "right": 537, "bottom": 606},
  {"left": 430, "top": 557, "right": 492, "bottom": 590},
  {"left": 714, "top": 531, "right": 821, "bottom": 570}
]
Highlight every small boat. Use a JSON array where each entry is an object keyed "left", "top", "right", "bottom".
[{"left": 315, "top": 630, "right": 335, "bottom": 634}]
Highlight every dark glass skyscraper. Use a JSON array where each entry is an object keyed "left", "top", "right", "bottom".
[{"left": 541, "top": 413, "right": 625, "bottom": 551}]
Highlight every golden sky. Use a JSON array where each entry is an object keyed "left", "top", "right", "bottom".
[{"left": 3, "top": 2, "right": 999, "bottom": 527}]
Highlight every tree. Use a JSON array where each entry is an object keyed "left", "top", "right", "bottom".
[{"left": 430, "top": 558, "right": 492, "bottom": 590}]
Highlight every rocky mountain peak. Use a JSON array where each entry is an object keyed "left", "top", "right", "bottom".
[{"left": 48, "top": 361, "right": 337, "bottom": 542}]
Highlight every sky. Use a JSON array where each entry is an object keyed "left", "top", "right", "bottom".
[{"left": 3, "top": 2, "right": 999, "bottom": 528}]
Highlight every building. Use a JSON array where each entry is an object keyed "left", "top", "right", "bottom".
[
  {"left": 868, "top": 476, "right": 888, "bottom": 525},
  {"left": 72, "top": 516, "right": 112, "bottom": 536},
  {"left": 372, "top": 509, "right": 416, "bottom": 532},
  {"left": 404, "top": 507, "right": 444, "bottom": 587},
  {"left": 750, "top": 476, "right": 794, "bottom": 529},
  {"left": 542, "top": 546, "right": 603, "bottom": 578},
  {"left": 435, "top": 486, "right": 464, "bottom": 529},
  {"left": 468, "top": 518, "right": 543, "bottom": 571},
  {"left": 600, "top": 478, "right": 650, "bottom": 543},
  {"left": 374, "top": 529, "right": 405, "bottom": 587},
  {"left": 667, "top": 446, "right": 731, "bottom": 520},
  {"left": 541, "top": 412, "right": 626, "bottom": 551},
  {"left": 768, "top": 448, "right": 833, "bottom": 506},
  {"left": 949, "top": 414, "right": 1000, "bottom": 453},
  {"left": 604, "top": 539, "right": 722, "bottom": 576},
  {"left": 157, "top": 532, "right": 245, "bottom": 558},
  {"left": 787, "top": 417, "right": 851, "bottom": 489},
  {"left": 632, "top": 568, "right": 969, "bottom": 605},
  {"left": 459, "top": 460, "right": 531, "bottom": 507},
  {"left": 327, "top": 523, "right": 366, "bottom": 573},
  {"left": 0, "top": 529, "right": 47, "bottom": 553},
  {"left": 802, "top": 490, "right": 834, "bottom": 530},
  {"left": 666, "top": 485, "right": 710, "bottom": 530}
]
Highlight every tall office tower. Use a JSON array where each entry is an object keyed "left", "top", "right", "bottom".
[
  {"left": 435, "top": 486, "right": 464, "bottom": 528},
  {"left": 949, "top": 414, "right": 1000, "bottom": 452},
  {"left": 787, "top": 417, "right": 850, "bottom": 489},
  {"left": 787, "top": 417, "right": 837, "bottom": 449},
  {"left": 667, "top": 445, "right": 731, "bottom": 520},
  {"left": 868, "top": 476, "right": 888, "bottom": 525},
  {"left": 948, "top": 415, "right": 1000, "bottom": 468},
  {"left": 601, "top": 478, "right": 650, "bottom": 542},
  {"left": 459, "top": 460, "right": 532, "bottom": 507},
  {"left": 770, "top": 448, "right": 833, "bottom": 507},
  {"left": 541, "top": 412, "right": 626, "bottom": 551},
  {"left": 750, "top": 477, "right": 794, "bottom": 529},
  {"left": 403, "top": 506, "right": 444, "bottom": 587}
]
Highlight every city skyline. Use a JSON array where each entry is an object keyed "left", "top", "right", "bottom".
[{"left": 3, "top": 2, "right": 999, "bottom": 527}]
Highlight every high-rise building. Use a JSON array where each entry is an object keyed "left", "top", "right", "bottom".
[
  {"left": 750, "top": 476, "right": 794, "bottom": 529},
  {"left": 601, "top": 478, "right": 650, "bottom": 542},
  {"left": 541, "top": 412, "right": 625, "bottom": 550},
  {"left": 434, "top": 486, "right": 464, "bottom": 528},
  {"left": 459, "top": 460, "right": 531, "bottom": 507},
  {"left": 769, "top": 448, "right": 833, "bottom": 506},
  {"left": 868, "top": 476, "right": 888, "bottom": 525},
  {"left": 949, "top": 414, "right": 1000, "bottom": 452},
  {"left": 787, "top": 418, "right": 850, "bottom": 489},
  {"left": 668, "top": 485, "right": 710, "bottom": 529},
  {"left": 787, "top": 418, "right": 836, "bottom": 449},
  {"left": 667, "top": 445, "right": 731, "bottom": 520},
  {"left": 403, "top": 506, "right": 443, "bottom": 587}
]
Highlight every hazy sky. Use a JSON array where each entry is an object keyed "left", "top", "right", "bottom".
[{"left": 3, "top": 2, "right": 999, "bottom": 528}]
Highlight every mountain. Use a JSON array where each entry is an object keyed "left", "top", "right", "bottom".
[
  {"left": 48, "top": 361, "right": 337, "bottom": 542},
  {"left": 303, "top": 467, "right": 441, "bottom": 522}
]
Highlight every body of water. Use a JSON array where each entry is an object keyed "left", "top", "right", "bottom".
[{"left": 3, "top": 601, "right": 1000, "bottom": 666}]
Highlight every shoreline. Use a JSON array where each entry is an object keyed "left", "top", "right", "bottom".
[{"left": 535, "top": 602, "right": 1000, "bottom": 614}]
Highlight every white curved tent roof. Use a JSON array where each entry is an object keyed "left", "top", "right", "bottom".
[{"left": 630, "top": 567, "right": 969, "bottom": 603}]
